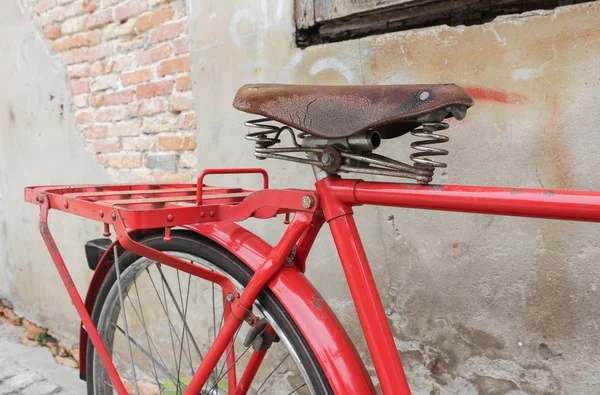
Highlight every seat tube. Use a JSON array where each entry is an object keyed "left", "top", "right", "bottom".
[{"left": 317, "top": 179, "right": 411, "bottom": 394}]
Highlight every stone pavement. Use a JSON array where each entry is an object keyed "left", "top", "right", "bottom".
[{"left": 0, "top": 323, "right": 85, "bottom": 395}]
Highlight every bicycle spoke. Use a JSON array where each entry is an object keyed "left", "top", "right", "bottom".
[
  {"left": 114, "top": 247, "right": 140, "bottom": 395},
  {"left": 206, "top": 326, "right": 268, "bottom": 394},
  {"left": 155, "top": 264, "right": 206, "bottom": 362},
  {"left": 255, "top": 353, "right": 290, "bottom": 395},
  {"left": 286, "top": 383, "right": 307, "bottom": 395},
  {"left": 132, "top": 278, "right": 164, "bottom": 394},
  {"left": 113, "top": 324, "right": 188, "bottom": 390},
  {"left": 145, "top": 267, "right": 196, "bottom": 366}
]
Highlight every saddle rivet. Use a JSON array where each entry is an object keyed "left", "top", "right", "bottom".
[
  {"left": 419, "top": 91, "right": 430, "bottom": 101},
  {"left": 166, "top": 214, "right": 174, "bottom": 222}
]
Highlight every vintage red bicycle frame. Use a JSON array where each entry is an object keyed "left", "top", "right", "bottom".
[{"left": 27, "top": 170, "right": 600, "bottom": 395}]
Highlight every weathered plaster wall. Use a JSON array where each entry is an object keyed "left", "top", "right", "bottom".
[
  {"left": 0, "top": 1, "right": 109, "bottom": 342},
  {"left": 187, "top": 1, "right": 600, "bottom": 393}
]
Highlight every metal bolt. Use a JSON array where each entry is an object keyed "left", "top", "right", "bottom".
[
  {"left": 209, "top": 210, "right": 215, "bottom": 218},
  {"left": 301, "top": 195, "right": 314, "bottom": 209},
  {"left": 226, "top": 293, "right": 235, "bottom": 302},
  {"left": 166, "top": 214, "right": 174, "bottom": 222},
  {"left": 99, "top": 211, "right": 104, "bottom": 218},
  {"left": 200, "top": 212, "right": 205, "bottom": 218},
  {"left": 111, "top": 213, "right": 117, "bottom": 221},
  {"left": 321, "top": 153, "right": 333, "bottom": 166},
  {"left": 64, "top": 202, "right": 69, "bottom": 209}
]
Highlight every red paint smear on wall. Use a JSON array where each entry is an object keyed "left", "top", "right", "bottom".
[{"left": 465, "top": 86, "right": 527, "bottom": 105}]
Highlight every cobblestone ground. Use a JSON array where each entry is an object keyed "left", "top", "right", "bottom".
[{"left": 0, "top": 323, "right": 85, "bottom": 395}]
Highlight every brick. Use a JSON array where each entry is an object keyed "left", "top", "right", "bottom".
[
  {"left": 150, "top": 20, "right": 185, "bottom": 44},
  {"left": 0, "top": 363, "right": 20, "bottom": 381},
  {"left": 43, "top": 24, "right": 62, "bottom": 40},
  {"left": 99, "top": 153, "right": 142, "bottom": 168},
  {"left": 117, "top": 35, "right": 146, "bottom": 53},
  {"left": 137, "top": 80, "right": 173, "bottom": 99},
  {"left": 106, "top": 119, "right": 141, "bottom": 136},
  {"left": 152, "top": 169, "right": 193, "bottom": 182},
  {"left": 141, "top": 113, "right": 177, "bottom": 133},
  {"left": 82, "top": 125, "right": 107, "bottom": 138},
  {"left": 88, "top": 43, "right": 115, "bottom": 62},
  {"left": 52, "top": 31, "right": 100, "bottom": 52},
  {"left": 62, "top": 47, "right": 88, "bottom": 64},
  {"left": 73, "top": 93, "right": 88, "bottom": 108},
  {"left": 59, "top": 0, "right": 76, "bottom": 4},
  {"left": 173, "top": 35, "right": 190, "bottom": 55},
  {"left": 177, "top": 112, "right": 195, "bottom": 130},
  {"left": 175, "top": 76, "right": 191, "bottom": 91},
  {"left": 158, "top": 56, "right": 190, "bottom": 77},
  {"left": 179, "top": 151, "right": 197, "bottom": 168},
  {"left": 136, "top": 43, "right": 171, "bottom": 65},
  {"left": 75, "top": 110, "right": 93, "bottom": 124},
  {"left": 35, "top": 0, "right": 57, "bottom": 14},
  {"left": 122, "top": 135, "right": 155, "bottom": 151},
  {"left": 146, "top": 152, "right": 178, "bottom": 170},
  {"left": 105, "top": 55, "right": 134, "bottom": 73},
  {"left": 169, "top": 96, "right": 193, "bottom": 113},
  {"left": 95, "top": 105, "right": 131, "bottom": 122},
  {"left": 121, "top": 68, "right": 153, "bottom": 86},
  {"left": 103, "top": 19, "right": 136, "bottom": 40},
  {"left": 135, "top": 6, "right": 173, "bottom": 32},
  {"left": 86, "top": 9, "right": 112, "bottom": 29},
  {"left": 90, "top": 74, "right": 118, "bottom": 91},
  {"left": 134, "top": 98, "right": 164, "bottom": 116},
  {"left": 84, "top": 0, "right": 99, "bottom": 13},
  {"left": 70, "top": 78, "right": 89, "bottom": 94},
  {"left": 157, "top": 134, "right": 195, "bottom": 150},
  {"left": 104, "top": 0, "right": 125, "bottom": 5},
  {"left": 88, "top": 138, "right": 121, "bottom": 153},
  {"left": 90, "top": 90, "right": 135, "bottom": 107},
  {"left": 61, "top": 14, "right": 87, "bottom": 34},
  {"left": 128, "top": 168, "right": 153, "bottom": 182},
  {"left": 115, "top": 0, "right": 148, "bottom": 21},
  {"left": 21, "top": 380, "right": 60, "bottom": 395},
  {"left": 0, "top": 370, "right": 43, "bottom": 393},
  {"left": 89, "top": 61, "right": 104, "bottom": 76},
  {"left": 67, "top": 63, "right": 89, "bottom": 78},
  {"left": 40, "top": 0, "right": 86, "bottom": 26}
]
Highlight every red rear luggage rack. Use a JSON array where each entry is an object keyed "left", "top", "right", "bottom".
[{"left": 25, "top": 168, "right": 318, "bottom": 232}]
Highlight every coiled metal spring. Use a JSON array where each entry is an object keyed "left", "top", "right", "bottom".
[
  {"left": 410, "top": 122, "right": 450, "bottom": 170},
  {"left": 244, "top": 118, "right": 303, "bottom": 150}
]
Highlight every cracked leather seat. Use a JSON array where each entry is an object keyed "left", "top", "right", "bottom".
[{"left": 233, "top": 83, "right": 474, "bottom": 139}]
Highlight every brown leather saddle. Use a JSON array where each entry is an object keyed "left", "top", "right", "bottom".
[{"left": 233, "top": 83, "right": 474, "bottom": 139}]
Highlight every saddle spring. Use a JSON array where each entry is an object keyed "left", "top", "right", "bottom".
[
  {"left": 409, "top": 122, "right": 450, "bottom": 170},
  {"left": 244, "top": 118, "right": 451, "bottom": 185}
]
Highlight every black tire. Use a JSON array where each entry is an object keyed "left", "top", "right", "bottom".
[{"left": 86, "top": 230, "right": 333, "bottom": 394}]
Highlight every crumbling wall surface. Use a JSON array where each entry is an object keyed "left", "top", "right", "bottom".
[{"left": 187, "top": 1, "right": 600, "bottom": 393}]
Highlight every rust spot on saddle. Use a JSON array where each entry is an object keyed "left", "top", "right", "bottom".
[
  {"left": 510, "top": 189, "right": 522, "bottom": 195},
  {"left": 429, "top": 184, "right": 444, "bottom": 191},
  {"left": 544, "top": 190, "right": 556, "bottom": 196}
]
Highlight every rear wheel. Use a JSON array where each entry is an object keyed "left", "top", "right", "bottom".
[{"left": 86, "top": 231, "right": 332, "bottom": 394}]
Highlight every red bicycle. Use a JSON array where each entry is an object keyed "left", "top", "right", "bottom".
[{"left": 25, "top": 83, "right": 600, "bottom": 395}]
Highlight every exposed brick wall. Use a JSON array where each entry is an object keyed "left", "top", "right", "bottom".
[{"left": 26, "top": 0, "right": 197, "bottom": 182}]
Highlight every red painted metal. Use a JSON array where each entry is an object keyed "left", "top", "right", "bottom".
[
  {"left": 316, "top": 180, "right": 411, "bottom": 395},
  {"left": 188, "top": 222, "right": 375, "bottom": 394},
  {"left": 37, "top": 197, "right": 128, "bottom": 395},
  {"left": 186, "top": 213, "right": 313, "bottom": 393},
  {"left": 319, "top": 178, "right": 600, "bottom": 222},
  {"left": 196, "top": 167, "right": 269, "bottom": 205},
  {"left": 29, "top": 169, "right": 600, "bottom": 395}
]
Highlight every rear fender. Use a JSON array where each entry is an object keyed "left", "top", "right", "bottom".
[{"left": 80, "top": 224, "right": 374, "bottom": 394}]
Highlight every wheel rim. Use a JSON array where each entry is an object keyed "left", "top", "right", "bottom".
[{"left": 93, "top": 251, "right": 314, "bottom": 395}]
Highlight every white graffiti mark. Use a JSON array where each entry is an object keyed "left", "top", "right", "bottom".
[
  {"left": 483, "top": 26, "right": 507, "bottom": 46},
  {"left": 309, "top": 58, "right": 356, "bottom": 84}
]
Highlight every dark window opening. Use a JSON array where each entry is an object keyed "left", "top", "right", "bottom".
[{"left": 296, "top": 0, "right": 594, "bottom": 48}]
